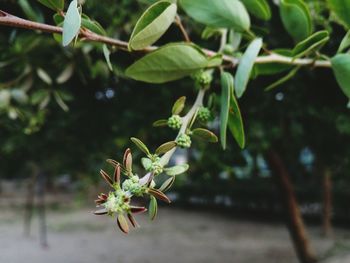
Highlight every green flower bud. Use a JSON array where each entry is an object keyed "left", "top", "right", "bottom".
[
  {"left": 194, "top": 71, "right": 213, "bottom": 88},
  {"left": 168, "top": 115, "right": 182, "bottom": 130},
  {"left": 103, "top": 190, "right": 130, "bottom": 214},
  {"left": 150, "top": 161, "right": 163, "bottom": 175},
  {"left": 176, "top": 134, "right": 192, "bottom": 148},
  {"left": 198, "top": 106, "right": 211, "bottom": 122},
  {"left": 122, "top": 176, "right": 145, "bottom": 196}
]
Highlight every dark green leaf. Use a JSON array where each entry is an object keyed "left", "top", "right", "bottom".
[
  {"left": 292, "top": 30, "right": 329, "bottom": 58},
  {"left": 235, "top": 38, "right": 263, "bottom": 98},
  {"left": 192, "top": 128, "right": 218, "bottom": 143},
  {"left": 241, "top": 0, "right": 271, "bottom": 21},
  {"left": 38, "top": 0, "right": 64, "bottom": 11},
  {"left": 179, "top": 0, "right": 250, "bottom": 32},
  {"left": 149, "top": 196, "right": 158, "bottom": 220},
  {"left": 125, "top": 43, "right": 209, "bottom": 83},
  {"left": 331, "top": 54, "right": 350, "bottom": 99},
  {"left": 153, "top": 119, "right": 168, "bottom": 127},
  {"left": 220, "top": 72, "right": 232, "bottom": 150},
  {"left": 129, "top": 1, "right": 177, "bottom": 50},
  {"left": 264, "top": 66, "right": 301, "bottom": 91},
  {"left": 328, "top": 0, "right": 350, "bottom": 28},
  {"left": 280, "top": 0, "right": 313, "bottom": 42},
  {"left": 81, "top": 15, "right": 106, "bottom": 36}
]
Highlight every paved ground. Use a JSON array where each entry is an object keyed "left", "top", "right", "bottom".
[{"left": 0, "top": 206, "right": 350, "bottom": 263}]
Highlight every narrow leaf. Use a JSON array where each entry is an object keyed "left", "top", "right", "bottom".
[
  {"left": 148, "top": 188, "right": 171, "bottom": 203},
  {"left": 117, "top": 214, "right": 129, "bottom": 234},
  {"left": 131, "top": 137, "right": 150, "bottom": 155},
  {"left": 241, "top": 0, "right": 271, "bottom": 21},
  {"left": 159, "top": 177, "right": 175, "bottom": 192},
  {"left": 149, "top": 196, "right": 158, "bottom": 220},
  {"left": 264, "top": 66, "right": 301, "bottom": 91},
  {"left": 228, "top": 83, "right": 245, "bottom": 149},
  {"left": 153, "top": 119, "right": 168, "bottom": 127},
  {"left": 292, "top": 30, "right": 329, "bottom": 58},
  {"left": 235, "top": 38, "right": 263, "bottom": 98},
  {"left": 156, "top": 141, "right": 177, "bottom": 155},
  {"left": 192, "top": 128, "right": 218, "bottom": 143},
  {"left": 100, "top": 169, "right": 113, "bottom": 187},
  {"left": 164, "top": 164, "right": 189, "bottom": 176},
  {"left": 220, "top": 72, "right": 232, "bottom": 150},
  {"left": 62, "top": 0, "right": 81, "bottom": 47},
  {"left": 172, "top": 96, "right": 186, "bottom": 115}
]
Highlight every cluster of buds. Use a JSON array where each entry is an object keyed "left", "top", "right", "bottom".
[
  {"left": 94, "top": 148, "right": 171, "bottom": 234},
  {"left": 176, "top": 133, "right": 192, "bottom": 148},
  {"left": 198, "top": 106, "right": 211, "bottom": 122},
  {"left": 167, "top": 114, "right": 182, "bottom": 130},
  {"left": 193, "top": 70, "right": 213, "bottom": 88}
]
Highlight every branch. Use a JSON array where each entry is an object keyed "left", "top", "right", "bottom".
[
  {"left": 0, "top": 10, "right": 332, "bottom": 68},
  {"left": 175, "top": 15, "right": 190, "bottom": 43}
]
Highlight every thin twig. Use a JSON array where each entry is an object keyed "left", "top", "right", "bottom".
[
  {"left": 0, "top": 10, "right": 332, "bottom": 68},
  {"left": 175, "top": 15, "right": 190, "bottom": 43}
]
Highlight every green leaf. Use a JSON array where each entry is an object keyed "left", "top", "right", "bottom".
[
  {"left": 264, "top": 66, "right": 301, "bottom": 91},
  {"left": 235, "top": 38, "right": 263, "bottom": 98},
  {"left": 179, "top": 0, "right": 250, "bottom": 32},
  {"left": 228, "top": 82, "right": 245, "bottom": 149},
  {"left": 56, "top": 63, "right": 74, "bottom": 84},
  {"left": 172, "top": 96, "right": 186, "bottom": 115},
  {"left": 292, "top": 31, "right": 329, "bottom": 58},
  {"left": 338, "top": 31, "right": 350, "bottom": 53},
  {"left": 331, "top": 54, "right": 350, "bottom": 99},
  {"left": 129, "top": 1, "right": 177, "bottom": 50},
  {"left": 220, "top": 72, "right": 232, "bottom": 150},
  {"left": 36, "top": 68, "right": 52, "bottom": 85},
  {"left": 19, "top": 0, "right": 44, "bottom": 22},
  {"left": 153, "top": 119, "right": 168, "bottom": 127},
  {"left": 125, "top": 43, "right": 209, "bottom": 83},
  {"left": 241, "top": 0, "right": 271, "bottom": 21},
  {"left": 280, "top": 0, "right": 313, "bottom": 42},
  {"left": 81, "top": 15, "right": 106, "bottom": 36},
  {"left": 164, "top": 164, "right": 189, "bottom": 176},
  {"left": 156, "top": 141, "right": 177, "bottom": 155},
  {"left": 130, "top": 137, "right": 150, "bottom": 155},
  {"left": 62, "top": 0, "right": 81, "bottom": 47},
  {"left": 149, "top": 196, "right": 158, "bottom": 220},
  {"left": 0, "top": 90, "right": 11, "bottom": 109},
  {"left": 327, "top": 0, "right": 350, "bottom": 28},
  {"left": 103, "top": 44, "right": 113, "bottom": 71},
  {"left": 37, "top": 0, "right": 64, "bottom": 11},
  {"left": 192, "top": 128, "right": 218, "bottom": 143},
  {"left": 207, "top": 54, "right": 223, "bottom": 67}
]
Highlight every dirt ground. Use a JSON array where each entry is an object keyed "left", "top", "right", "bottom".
[{"left": 0, "top": 206, "right": 350, "bottom": 263}]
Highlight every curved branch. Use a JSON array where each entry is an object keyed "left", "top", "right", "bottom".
[{"left": 0, "top": 10, "right": 332, "bottom": 68}]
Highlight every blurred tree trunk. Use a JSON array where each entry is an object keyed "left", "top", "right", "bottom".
[
  {"left": 322, "top": 168, "right": 333, "bottom": 237},
  {"left": 266, "top": 149, "right": 318, "bottom": 263}
]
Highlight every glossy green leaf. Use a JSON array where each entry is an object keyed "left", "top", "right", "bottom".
[
  {"left": 125, "top": 43, "right": 208, "bottom": 83},
  {"left": 292, "top": 31, "right": 329, "bottom": 58},
  {"left": 164, "top": 164, "right": 189, "bottom": 176},
  {"left": 331, "top": 54, "right": 350, "bottom": 99},
  {"left": 131, "top": 137, "right": 150, "bottom": 155},
  {"left": 62, "top": 0, "right": 81, "bottom": 47},
  {"left": 172, "top": 96, "right": 186, "bottom": 115},
  {"left": 241, "top": 0, "right": 271, "bottom": 21},
  {"left": 338, "top": 31, "right": 350, "bottom": 53},
  {"left": 156, "top": 141, "right": 177, "bottom": 155},
  {"left": 280, "top": 0, "right": 313, "bottom": 42},
  {"left": 328, "top": 0, "right": 350, "bottom": 28},
  {"left": 129, "top": 1, "right": 177, "bottom": 50},
  {"left": 220, "top": 72, "right": 232, "bottom": 150},
  {"left": 149, "top": 196, "right": 158, "bottom": 220},
  {"left": 192, "top": 128, "right": 218, "bottom": 143},
  {"left": 38, "top": 0, "right": 64, "bottom": 10},
  {"left": 235, "top": 38, "right": 263, "bottom": 98},
  {"left": 228, "top": 78, "right": 245, "bottom": 149},
  {"left": 179, "top": 0, "right": 250, "bottom": 32}
]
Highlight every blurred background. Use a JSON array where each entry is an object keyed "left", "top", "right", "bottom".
[{"left": 1, "top": 0, "right": 350, "bottom": 263}]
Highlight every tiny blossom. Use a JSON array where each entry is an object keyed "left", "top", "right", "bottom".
[
  {"left": 122, "top": 175, "right": 146, "bottom": 196},
  {"left": 103, "top": 190, "right": 130, "bottom": 214},
  {"left": 177, "top": 133, "right": 192, "bottom": 148},
  {"left": 198, "top": 106, "right": 211, "bottom": 122}
]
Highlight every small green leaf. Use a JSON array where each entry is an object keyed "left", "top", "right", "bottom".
[
  {"left": 172, "top": 96, "right": 186, "bottom": 115},
  {"left": 62, "top": 0, "right": 81, "bottom": 47},
  {"left": 228, "top": 81, "right": 245, "bottom": 149},
  {"left": 338, "top": 31, "right": 350, "bottom": 53},
  {"left": 241, "top": 0, "right": 271, "bottom": 21},
  {"left": 36, "top": 68, "right": 52, "bottom": 85},
  {"left": 103, "top": 44, "right": 113, "bottom": 71},
  {"left": 220, "top": 72, "right": 232, "bottom": 150},
  {"left": 327, "top": 0, "right": 350, "bottom": 29},
  {"left": 153, "top": 119, "right": 168, "bottom": 127},
  {"left": 292, "top": 30, "right": 329, "bottom": 58},
  {"left": 38, "top": 0, "right": 64, "bottom": 11},
  {"left": 149, "top": 196, "right": 158, "bottom": 220},
  {"left": 192, "top": 128, "right": 218, "bottom": 143},
  {"left": 125, "top": 43, "right": 209, "bottom": 83},
  {"left": 179, "top": 0, "right": 250, "bottom": 32},
  {"left": 56, "top": 64, "right": 74, "bottom": 84},
  {"left": 156, "top": 141, "right": 177, "bottom": 155},
  {"left": 129, "top": 1, "right": 177, "bottom": 50},
  {"left": 280, "top": 0, "right": 313, "bottom": 42},
  {"left": 81, "top": 15, "right": 106, "bottom": 36},
  {"left": 264, "top": 66, "right": 301, "bottom": 91},
  {"left": 131, "top": 137, "right": 150, "bottom": 155},
  {"left": 235, "top": 38, "right": 263, "bottom": 98},
  {"left": 331, "top": 54, "right": 350, "bottom": 99},
  {"left": 159, "top": 177, "right": 175, "bottom": 192},
  {"left": 164, "top": 164, "right": 189, "bottom": 176}
]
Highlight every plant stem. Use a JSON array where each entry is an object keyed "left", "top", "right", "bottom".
[
  {"left": 0, "top": 10, "right": 332, "bottom": 68},
  {"left": 175, "top": 15, "right": 190, "bottom": 43}
]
